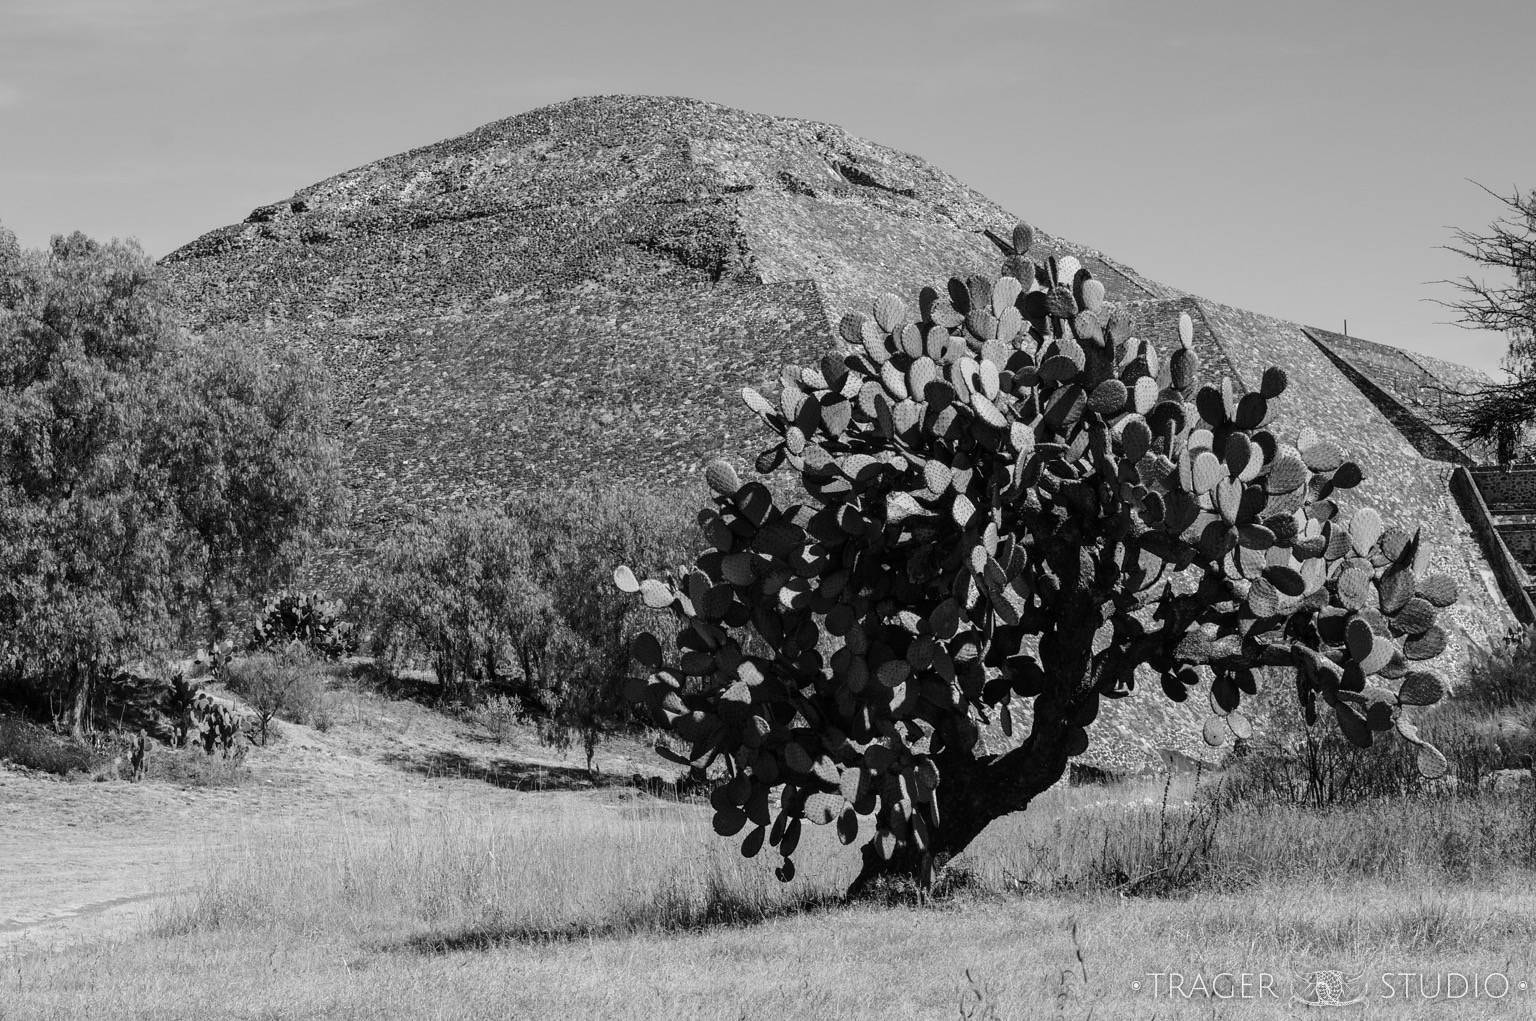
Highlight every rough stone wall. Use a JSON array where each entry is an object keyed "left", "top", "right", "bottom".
[
  {"left": 1498, "top": 523, "right": 1536, "bottom": 568},
  {"left": 1449, "top": 469, "right": 1536, "bottom": 623},
  {"left": 1466, "top": 466, "right": 1536, "bottom": 580},
  {"left": 735, "top": 190, "right": 1166, "bottom": 331},
  {"left": 1126, "top": 296, "right": 1249, "bottom": 389},
  {"left": 1191, "top": 302, "right": 1516, "bottom": 661},
  {"left": 1305, "top": 328, "right": 1492, "bottom": 465},
  {"left": 1305, "top": 333, "right": 1473, "bottom": 465},
  {"left": 1469, "top": 467, "right": 1536, "bottom": 510}
]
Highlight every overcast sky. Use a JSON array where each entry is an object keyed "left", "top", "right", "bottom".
[{"left": 1, "top": 0, "right": 1530, "bottom": 374}]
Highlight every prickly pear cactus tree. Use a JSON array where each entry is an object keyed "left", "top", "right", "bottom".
[{"left": 617, "top": 223, "right": 1458, "bottom": 894}]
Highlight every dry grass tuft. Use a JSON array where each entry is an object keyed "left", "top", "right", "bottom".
[
  {"left": 157, "top": 797, "right": 851, "bottom": 947},
  {"left": 961, "top": 771, "right": 1536, "bottom": 897}
]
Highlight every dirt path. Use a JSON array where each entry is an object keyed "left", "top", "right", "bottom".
[{"left": 0, "top": 687, "right": 673, "bottom": 952}]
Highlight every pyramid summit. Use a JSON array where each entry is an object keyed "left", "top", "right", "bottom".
[
  {"left": 159, "top": 95, "right": 1532, "bottom": 766},
  {"left": 165, "top": 95, "right": 1175, "bottom": 318},
  {"left": 162, "top": 94, "right": 1179, "bottom": 517}
]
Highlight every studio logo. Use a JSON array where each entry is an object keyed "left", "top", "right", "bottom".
[
  {"left": 1139, "top": 966, "right": 1527, "bottom": 1007},
  {"left": 1292, "top": 969, "right": 1368, "bottom": 1007}
]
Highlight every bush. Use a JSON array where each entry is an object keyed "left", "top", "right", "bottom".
[
  {"left": 1218, "top": 632, "right": 1536, "bottom": 803},
  {"left": 1216, "top": 721, "right": 1424, "bottom": 808},
  {"left": 1419, "top": 700, "right": 1536, "bottom": 784},
  {"left": 356, "top": 504, "right": 532, "bottom": 703},
  {"left": 981, "top": 779, "right": 1536, "bottom": 895},
  {"left": 223, "top": 648, "right": 327, "bottom": 745},
  {"left": 464, "top": 694, "right": 524, "bottom": 743},
  {"left": 1461, "top": 625, "right": 1536, "bottom": 709},
  {"left": 0, "top": 715, "right": 104, "bottom": 776}
]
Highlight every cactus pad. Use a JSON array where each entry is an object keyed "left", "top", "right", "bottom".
[
  {"left": 1418, "top": 573, "right": 1458, "bottom": 607},
  {"left": 1349, "top": 507, "right": 1384, "bottom": 555},
  {"left": 1397, "top": 670, "right": 1447, "bottom": 706},
  {"left": 873, "top": 293, "right": 906, "bottom": 334},
  {"left": 1178, "top": 311, "right": 1195, "bottom": 348},
  {"left": 1259, "top": 366, "right": 1288, "bottom": 398}
]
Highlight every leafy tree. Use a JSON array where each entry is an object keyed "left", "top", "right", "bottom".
[
  {"left": 515, "top": 488, "right": 699, "bottom": 773},
  {"left": 359, "top": 488, "right": 696, "bottom": 773},
  {"left": 0, "top": 225, "right": 340, "bottom": 735},
  {"left": 362, "top": 504, "right": 552, "bottom": 702},
  {"left": 1436, "top": 184, "right": 1536, "bottom": 463},
  {"left": 0, "top": 230, "right": 183, "bottom": 734},
  {"left": 151, "top": 328, "right": 342, "bottom": 646},
  {"left": 622, "top": 223, "right": 1459, "bottom": 894}
]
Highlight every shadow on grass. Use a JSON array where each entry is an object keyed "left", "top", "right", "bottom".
[
  {"left": 381, "top": 749, "right": 712, "bottom": 805},
  {"left": 390, "top": 891, "right": 844, "bottom": 953},
  {"left": 380, "top": 748, "right": 627, "bottom": 792}
]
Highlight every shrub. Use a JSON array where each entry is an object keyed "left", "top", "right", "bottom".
[
  {"left": 1419, "top": 698, "right": 1536, "bottom": 784},
  {"left": 359, "top": 505, "right": 538, "bottom": 703},
  {"left": 465, "top": 694, "right": 524, "bottom": 743},
  {"left": 0, "top": 715, "right": 102, "bottom": 776},
  {"left": 979, "top": 778, "right": 1536, "bottom": 895},
  {"left": 1218, "top": 624, "right": 1536, "bottom": 801},
  {"left": 507, "top": 488, "right": 700, "bottom": 772},
  {"left": 161, "top": 671, "right": 207, "bottom": 748},
  {"left": 223, "top": 648, "right": 326, "bottom": 745},
  {"left": 1461, "top": 624, "right": 1536, "bottom": 709},
  {"left": 1215, "top": 710, "right": 1424, "bottom": 808}
]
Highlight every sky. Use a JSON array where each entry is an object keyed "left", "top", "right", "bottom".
[{"left": 1, "top": 0, "right": 1531, "bottom": 375}]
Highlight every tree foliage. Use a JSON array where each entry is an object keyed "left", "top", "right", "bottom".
[
  {"left": 622, "top": 224, "right": 1460, "bottom": 892},
  {"left": 0, "top": 230, "right": 182, "bottom": 732},
  {"left": 363, "top": 503, "right": 548, "bottom": 701},
  {"left": 152, "top": 328, "right": 342, "bottom": 643},
  {"left": 1437, "top": 376, "right": 1536, "bottom": 464},
  {"left": 360, "top": 487, "right": 697, "bottom": 771},
  {"left": 0, "top": 226, "right": 340, "bottom": 733}
]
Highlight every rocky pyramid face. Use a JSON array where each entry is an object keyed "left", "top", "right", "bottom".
[
  {"left": 162, "top": 95, "right": 1181, "bottom": 516},
  {"left": 166, "top": 95, "right": 1173, "bottom": 323},
  {"left": 160, "top": 95, "right": 1521, "bottom": 771}
]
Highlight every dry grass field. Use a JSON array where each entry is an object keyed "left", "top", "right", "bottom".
[{"left": 6, "top": 679, "right": 1536, "bottom": 1020}]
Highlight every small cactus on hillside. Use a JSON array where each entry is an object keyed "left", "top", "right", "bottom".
[
  {"left": 251, "top": 591, "right": 357, "bottom": 661},
  {"left": 619, "top": 224, "right": 1458, "bottom": 893},
  {"left": 165, "top": 671, "right": 204, "bottom": 748}
]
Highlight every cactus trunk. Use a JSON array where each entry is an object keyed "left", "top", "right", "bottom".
[
  {"left": 846, "top": 698, "right": 1081, "bottom": 897},
  {"left": 845, "top": 618, "right": 1097, "bottom": 898}
]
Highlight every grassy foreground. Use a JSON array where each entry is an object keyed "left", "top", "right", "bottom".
[{"left": 8, "top": 778, "right": 1536, "bottom": 1020}]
